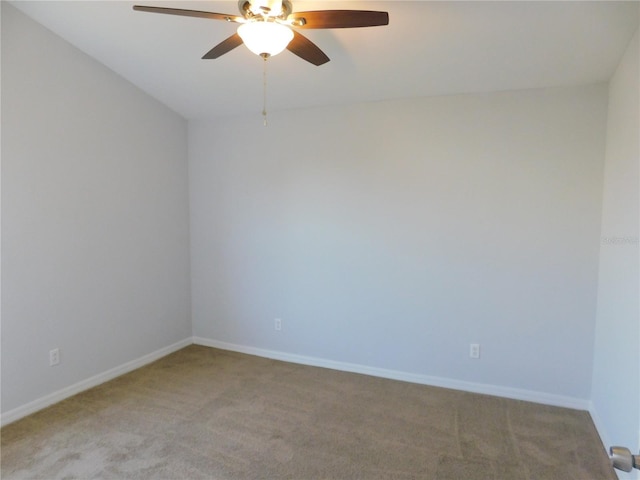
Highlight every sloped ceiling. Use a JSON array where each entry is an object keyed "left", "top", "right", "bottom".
[{"left": 9, "top": 1, "right": 639, "bottom": 120}]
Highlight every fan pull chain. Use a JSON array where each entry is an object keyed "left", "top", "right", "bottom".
[{"left": 262, "top": 55, "right": 268, "bottom": 126}]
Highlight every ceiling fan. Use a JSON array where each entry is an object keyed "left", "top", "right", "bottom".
[{"left": 133, "top": 0, "right": 389, "bottom": 66}]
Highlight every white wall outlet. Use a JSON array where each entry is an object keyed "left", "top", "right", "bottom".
[
  {"left": 274, "top": 318, "right": 282, "bottom": 331},
  {"left": 469, "top": 343, "right": 480, "bottom": 359},
  {"left": 49, "top": 348, "right": 60, "bottom": 366}
]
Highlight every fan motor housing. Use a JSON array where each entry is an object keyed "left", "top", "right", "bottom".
[{"left": 238, "top": 0, "right": 292, "bottom": 19}]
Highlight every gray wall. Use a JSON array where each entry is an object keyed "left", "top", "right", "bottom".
[
  {"left": 189, "top": 84, "right": 608, "bottom": 403},
  {"left": 1, "top": 4, "right": 191, "bottom": 413},
  {"left": 591, "top": 27, "right": 640, "bottom": 479}
]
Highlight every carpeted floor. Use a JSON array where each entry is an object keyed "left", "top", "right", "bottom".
[{"left": 1, "top": 345, "right": 615, "bottom": 479}]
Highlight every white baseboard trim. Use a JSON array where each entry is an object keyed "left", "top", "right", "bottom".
[
  {"left": 587, "top": 403, "right": 633, "bottom": 480},
  {"left": 2, "top": 337, "right": 591, "bottom": 428},
  {"left": 0, "top": 338, "right": 193, "bottom": 427},
  {"left": 589, "top": 401, "right": 613, "bottom": 453},
  {"left": 193, "top": 337, "right": 590, "bottom": 411}
]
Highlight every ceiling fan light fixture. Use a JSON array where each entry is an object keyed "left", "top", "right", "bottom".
[{"left": 238, "top": 21, "right": 293, "bottom": 57}]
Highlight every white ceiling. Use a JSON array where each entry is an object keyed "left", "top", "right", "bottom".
[{"left": 10, "top": 0, "right": 639, "bottom": 120}]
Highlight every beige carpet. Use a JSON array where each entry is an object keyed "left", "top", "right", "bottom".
[{"left": 1, "top": 345, "right": 615, "bottom": 479}]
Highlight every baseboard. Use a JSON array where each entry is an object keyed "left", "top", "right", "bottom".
[
  {"left": 0, "top": 338, "right": 193, "bottom": 427},
  {"left": 193, "top": 337, "right": 590, "bottom": 411},
  {"left": 2, "top": 336, "right": 592, "bottom": 428},
  {"left": 589, "top": 401, "right": 613, "bottom": 454},
  {"left": 588, "top": 403, "right": 637, "bottom": 480}
]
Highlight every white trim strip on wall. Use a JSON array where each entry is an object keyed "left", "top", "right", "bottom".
[
  {"left": 589, "top": 402, "right": 614, "bottom": 455},
  {"left": 0, "top": 338, "right": 192, "bottom": 427},
  {"left": 193, "top": 336, "right": 591, "bottom": 411},
  {"left": 0, "top": 336, "right": 618, "bottom": 475},
  {"left": 1, "top": 336, "right": 593, "bottom": 429}
]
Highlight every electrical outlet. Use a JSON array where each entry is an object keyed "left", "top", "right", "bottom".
[
  {"left": 469, "top": 343, "right": 480, "bottom": 359},
  {"left": 49, "top": 348, "right": 60, "bottom": 366},
  {"left": 274, "top": 318, "right": 282, "bottom": 331}
]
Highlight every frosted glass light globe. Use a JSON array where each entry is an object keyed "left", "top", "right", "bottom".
[{"left": 238, "top": 21, "right": 294, "bottom": 57}]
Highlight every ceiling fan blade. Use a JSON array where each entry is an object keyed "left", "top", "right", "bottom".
[
  {"left": 133, "top": 5, "right": 243, "bottom": 23},
  {"left": 202, "top": 34, "right": 244, "bottom": 59},
  {"left": 286, "top": 31, "right": 330, "bottom": 66},
  {"left": 287, "top": 10, "right": 389, "bottom": 29}
]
